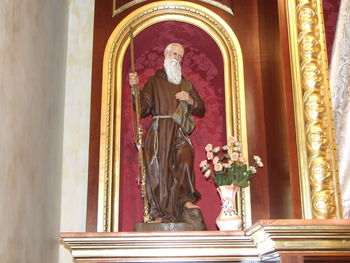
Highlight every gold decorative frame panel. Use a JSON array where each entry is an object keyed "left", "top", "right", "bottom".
[
  {"left": 99, "top": 1, "right": 248, "bottom": 232},
  {"left": 112, "top": 0, "right": 234, "bottom": 16},
  {"left": 285, "top": 0, "right": 342, "bottom": 219}
]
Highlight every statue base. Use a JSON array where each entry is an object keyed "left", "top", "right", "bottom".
[
  {"left": 135, "top": 208, "right": 207, "bottom": 231},
  {"left": 135, "top": 222, "right": 196, "bottom": 231}
]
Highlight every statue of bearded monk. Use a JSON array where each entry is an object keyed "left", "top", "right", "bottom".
[{"left": 129, "top": 43, "right": 206, "bottom": 226}]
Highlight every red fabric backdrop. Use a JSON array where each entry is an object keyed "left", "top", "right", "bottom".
[{"left": 119, "top": 21, "right": 226, "bottom": 231}]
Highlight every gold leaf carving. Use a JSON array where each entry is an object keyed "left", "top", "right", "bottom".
[{"left": 288, "top": 0, "right": 342, "bottom": 218}]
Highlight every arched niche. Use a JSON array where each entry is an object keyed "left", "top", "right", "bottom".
[{"left": 98, "top": 1, "right": 248, "bottom": 232}]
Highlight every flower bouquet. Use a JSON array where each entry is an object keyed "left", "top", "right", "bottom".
[
  {"left": 199, "top": 136, "right": 263, "bottom": 230},
  {"left": 200, "top": 136, "right": 263, "bottom": 187}
]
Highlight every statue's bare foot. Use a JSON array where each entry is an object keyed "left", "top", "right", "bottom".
[
  {"left": 150, "top": 217, "right": 163, "bottom": 223},
  {"left": 184, "top": 202, "right": 200, "bottom": 209}
]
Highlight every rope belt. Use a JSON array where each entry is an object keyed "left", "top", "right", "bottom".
[{"left": 152, "top": 115, "right": 172, "bottom": 119}]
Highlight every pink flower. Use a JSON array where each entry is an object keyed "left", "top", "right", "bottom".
[
  {"left": 204, "top": 169, "right": 211, "bottom": 178},
  {"left": 222, "top": 163, "right": 230, "bottom": 168},
  {"left": 228, "top": 136, "right": 237, "bottom": 144},
  {"left": 213, "top": 156, "right": 220, "bottom": 164},
  {"left": 200, "top": 160, "right": 207, "bottom": 168},
  {"left": 249, "top": 166, "right": 257, "bottom": 173},
  {"left": 254, "top": 156, "right": 263, "bottom": 167},
  {"left": 222, "top": 145, "right": 229, "bottom": 151},
  {"left": 207, "top": 151, "right": 214, "bottom": 160},
  {"left": 233, "top": 147, "right": 241, "bottom": 152},
  {"left": 239, "top": 156, "right": 245, "bottom": 163},
  {"left": 213, "top": 146, "right": 220, "bottom": 153},
  {"left": 214, "top": 163, "right": 223, "bottom": 172},
  {"left": 230, "top": 152, "right": 239, "bottom": 161},
  {"left": 205, "top": 144, "right": 213, "bottom": 152},
  {"left": 253, "top": 155, "right": 261, "bottom": 162}
]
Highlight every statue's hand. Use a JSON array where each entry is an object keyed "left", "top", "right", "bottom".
[
  {"left": 184, "top": 201, "right": 200, "bottom": 209},
  {"left": 129, "top": 72, "right": 139, "bottom": 86},
  {"left": 175, "top": 91, "right": 193, "bottom": 105}
]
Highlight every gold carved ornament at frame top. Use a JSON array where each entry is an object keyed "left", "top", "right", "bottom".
[{"left": 112, "top": 0, "right": 234, "bottom": 17}]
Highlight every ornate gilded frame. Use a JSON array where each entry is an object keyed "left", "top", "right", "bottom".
[
  {"left": 98, "top": 0, "right": 342, "bottom": 232},
  {"left": 99, "top": 1, "right": 248, "bottom": 232},
  {"left": 112, "top": 0, "right": 234, "bottom": 16},
  {"left": 286, "top": 0, "right": 342, "bottom": 219}
]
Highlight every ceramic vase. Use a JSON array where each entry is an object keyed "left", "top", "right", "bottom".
[{"left": 216, "top": 185, "right": 242, "bottom": 231}]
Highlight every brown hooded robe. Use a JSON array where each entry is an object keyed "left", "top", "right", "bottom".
[{"left": 140, "top": 69, "right": 205, "bottom": 222}]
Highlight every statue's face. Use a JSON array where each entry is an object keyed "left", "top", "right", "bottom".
[
  {"left": 165, "top": 44, "right": 184, "bottom": 63},
  {"left": 164, "top": 44, "right": 183, "bottom": 85}
]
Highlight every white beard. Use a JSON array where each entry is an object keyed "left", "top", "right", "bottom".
[{"left": 164, "top": 57, "right": 182, "bottom": 85}]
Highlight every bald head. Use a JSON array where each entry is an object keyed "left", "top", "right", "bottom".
[
  {"left": 164, "top": 43, "right": 184, "bottom": 63},
  {"left": 163, "top": 43, "right": 183, "bottom": 85}
]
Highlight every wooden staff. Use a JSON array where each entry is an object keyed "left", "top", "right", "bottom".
[{"left": 130, "top": 28, "right": 151, "bottom": 223}]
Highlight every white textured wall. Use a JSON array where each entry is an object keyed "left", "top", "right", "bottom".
[
  {"left": 0, "top": 0, "right": 68, "bottom": 262},
  {"left": 59, "top": 0, "right": 94, "bottom": 262}
]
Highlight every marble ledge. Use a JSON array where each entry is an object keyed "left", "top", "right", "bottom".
[{"left": 61, "top": 219, "right": 350, "bottom": 262}]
